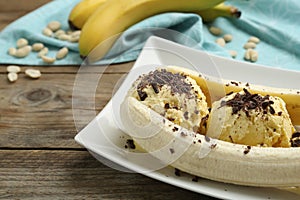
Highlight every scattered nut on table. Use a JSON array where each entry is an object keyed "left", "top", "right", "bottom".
[
  {"left": 42, "top": 27, "right": 53, "bottom": 37},
  {"left": 47, "top": 21, "right": 61, "bottom": 32},
  {"left": 16, "top": 38, "right": 29, "bottom": 48},
  {"left": 38, "top": 47, "right": 49, "bottom": 58},
  {"left": 56, "top": 47, "right": 68, "bottom": 60},
  {"left": 215, "top": 38, "right": 226, "bottom": 47},
  {"left": 25, "top": 69, "right": 41, "bottom": 79},
  {"left": 243, "top": 42, "right": 256, "bottom": 49},
  {"left": 41, "top": 55, "right": 56, "bottom": 64},
  {"left": 223, "top": 34, "right": 233, "bottom": 43},
  {"left": 228, "top": 50, "right": 237, "bottom": 58},
  {"left": 54, "top": 30, "right": 66, "bottom": 38},
  {"left": 209, "top": 26, "right": 222, "bottom": 35},
  {"left": 14, "top": 45, "right": 32, "bottom": 58},
  {"left": 244, "top": 49, "right": 258, "bottom": 62},
  {"left": 7, "top": 65, "right": 21, "bottom": 73},
  {"left": 8, "top": 47, "right": 17, "bottom": 56},
  {"left": 32, "top": 43, "right": 44, "bottom": 52},
  {"left": 7, "top": 72, "right": 18, "bottom": 82},
  {"left": 248, "top": 36, "right": 260, "bottom": 44}
]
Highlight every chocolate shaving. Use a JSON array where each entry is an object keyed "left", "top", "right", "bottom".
[
  {"left": 136, "top": 69, "right": 195, "bottom": 101},
  {"left": 219, "top": 88, "right": 277, "bottom": 116}
]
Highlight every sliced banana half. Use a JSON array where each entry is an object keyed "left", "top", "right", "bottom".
[{"left": 120, "top": 66, "right": 300, "bottom": 187}]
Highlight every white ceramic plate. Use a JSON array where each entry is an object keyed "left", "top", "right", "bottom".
[{"left": 74, "top": 36, "right": 300, "bottom": 200}]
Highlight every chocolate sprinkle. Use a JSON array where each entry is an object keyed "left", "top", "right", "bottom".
[
  {"left": 243, "top": 145, "right": 251, "bottom": 154},
  {"left": 169, "top": 148, "right": 175, "bottom": 154},
  {"left": 175, "top": 168, "right": 181, "bottom": 176},
  {"left": 136, "top": 69, "right": 195, "bottom": 101},
  {"left": 219, "top": 88, "right": 277, "bottom": 116},
  {"left": 126, "top": 139, "right": 136, "bottom": 149},
  {"left": 291, "top": 132, "right": 300, "bottom": 147}
]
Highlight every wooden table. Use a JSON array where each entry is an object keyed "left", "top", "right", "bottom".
[{"left": 0, "top": 1, "right": 218, "bottom": 199}]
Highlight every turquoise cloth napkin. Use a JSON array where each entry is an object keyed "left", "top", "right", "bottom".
[{"left": 1, "top": 0, "right": 300, "bottom": 71}]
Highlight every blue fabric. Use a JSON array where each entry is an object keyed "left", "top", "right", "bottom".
[{"left": 1, "top": 0, "right": 300, "bottom": 71}]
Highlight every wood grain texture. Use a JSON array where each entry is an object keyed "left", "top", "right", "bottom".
[
  {"left": 0, "top": 0, "right": 218, "bottom": 199},
  {"left": 0, "top": 150, "right": 209, "bottom": 200}
]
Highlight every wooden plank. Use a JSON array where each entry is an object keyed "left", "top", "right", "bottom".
[
  {"left": 0, "top": 72, "right": 126, "bottom": 148},
  {"left": 0, "top": 150, "right": 210, "bottom": 200},
  {"left": 0, "top": 0, "right": 51, "bottom": 12},
  {"left": 0, "top": 62, "right": 134, "bottom": 73}
]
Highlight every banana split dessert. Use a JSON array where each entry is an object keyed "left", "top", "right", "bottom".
[{"left": 120, "top": 65, "right": 300, "bottom": 187}]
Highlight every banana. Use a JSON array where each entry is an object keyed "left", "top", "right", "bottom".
[
  {"left": 119, "top": 66, "right": 300, "bottom": 187},
  {"left": 79, "top": 0, "right": 226, "bottom": 63},
  {"left": 68, "top": 0, "right": 107, "bottom": 30},
  {"left": 195, "top": 3, "right": 241, "bottom": 23},
  {"left": 69, "top": 0, "right": 241, "bottom": 30}
]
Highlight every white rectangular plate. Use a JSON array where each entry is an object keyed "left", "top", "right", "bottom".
[{"left": 75, "top": 36, "right": 300, "bottom": 200}]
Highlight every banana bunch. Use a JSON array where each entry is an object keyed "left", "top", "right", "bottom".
[
  {"left": 68, "top": 0, "right": 241, "bottom": 63},
  {"left": 120, "top": 66, "right": 300, "bottom": 187}
]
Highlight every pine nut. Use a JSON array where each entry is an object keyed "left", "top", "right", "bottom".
[
  {"left": 58, "top": 34, "right": 71, "bottom": 41},
  {"left": 47, "top": 21, "right": 61, "bottom": 32},
  {"left": 38, "top": 47, "right": 48, "bottom": 57},
  {"left": 32, "top": 43, "right": 44, "bottom": 52},
  {"left": 7, "top": 65, "right": 21, "bottom": 73},
  {"left": 215, "top": 38, "right": 226, "bottom": 47},
  {"left": 42, "top": 27, "right": 53, "bottom": 37},
  {"left": 228, "top": 50, "right": 237, "bottom": 58},
  {"left": 25, "top": 69, "right": 41, "bottom": 79},
  {"left": 209, "top": 26, "right": 222, "bottom": 36},
  {"left": 7, "top": 72, "right": 18, "bottom": 82},
  {"left": 14, "top": 45, "right": 32, "bottom": 58},
  {"left": 54, "top": 30, "right": 66, "bottom": 38},
  {"left": 223, "top": 34, "right": 233, "bottom": 42},
  {"left": 41, "top": 55, "right": 56, "bottom": 64},
  {"left": 8, "top": 47, "right": 17, "bottom": 56},
  {"left": 243, "top": 42, "right": 256, "bottom": 49},
  {"left": 56, "top": 47, "right": 68, "bottom": 60},
  {"left": 16, "top": 38, "right": 28, "bottom": 48},
  {"left": 248, "top": 36, "right": 260, "bottom": 44}
]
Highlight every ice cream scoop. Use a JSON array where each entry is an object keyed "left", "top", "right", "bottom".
[
  {"left": 128, "top": 68, "right": 209, "bottom": 134},
  {"left": 206, "top": 88, "right": 295, "bottom": 147}
]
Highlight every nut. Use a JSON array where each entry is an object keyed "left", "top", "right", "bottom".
[
  {"left": 42, "top": 27, "right": 53, "bottom": 37},
  {"left": 54, "top": 30, "right": 66, "bottom": 38},
  {"left": 228, "top": 50, "right": 237, "bottom": 58},
  {"left": 244, "top": 49, "right": 258, "bottom": 62},
  {"left": 14, "top": 45, "right": 32, "bottom": 58},
  {"left": 7, "top": 65, "right": 21, "bottom": 73},
  {"left": 58, "top": 34, "right": 71, "bottom": 41},
  {"left": 41, "top": 55, "right": 56, "bottom": 64},
  {"left": 38, "top": 47, "right": 49, "bottom": 58},
  {"left": 32, "top": 43, "right": 44, "bottom": 52},
  {"left": 68, "top": 36, "right": 80, "bottom": 43},
  {"left": 16, "top": 38, "right": 28, "bottom": 48},
  {"left": 56, "top": 47, "right": 68, "bottom": 60},
  {"left": 47, "top": 21, "right": 61, "bottom": 32},
  {"left": 248, "top": 36, "right": 260, "bottom": 44},
  {"left": 71, "top": 30, "right": 81, "bottom": 38},
  {"left": 7, "top": 72, "right": 18, "bottom": 82},
  {"left": 8, "top": 47, "right": 17, "bottom": 56},
  {"left": 25, "top": 69, "right": 41, "bottom": 79},
  {"left": 215, "top": 38, "right": 226, "bottom": 47},
  {"left": 209, "top": 26, "right": 222, "bottom": 35},
  {"left": 243, "top": 42, "right": 256, "bottom": 49},
  {"left": 223, "top": 34, "right": 233, "bottom": 42}
]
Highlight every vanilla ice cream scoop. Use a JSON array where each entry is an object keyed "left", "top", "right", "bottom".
[
  {"left": 129, "top": 68, "right": 209, "bottom": 133},
  {"left": 206, "top": 88, "right": 295, "bottom": 147}
]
